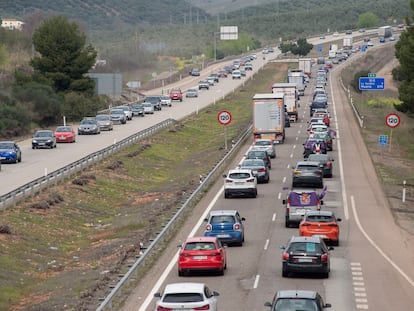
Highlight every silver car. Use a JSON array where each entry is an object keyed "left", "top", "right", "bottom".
[
  {"left": 142, "top": 102, "right": 154, "bottom": 114},
  {"left": 117, "top": 105, "right": 133, "bottom": 120},
  {"left": 78, "top": 118, "right": 101, "bottom": 135},
  {"left": 95, "top": 114, "right": 113, "bottom": 131},
  {"left": 252, "top": 139, "right": 276, "bottom": 158},
  {"left": 110, "top": 108, "right": 127, "bottom": 124}
]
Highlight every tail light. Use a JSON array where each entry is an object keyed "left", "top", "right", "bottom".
[
  {"left": 282, "top": 252, "right": 289, "bottom": 261},
  {"left": 225, "top": 179, "right": 233, "bottom": 183},
  {"left": 258, "top": 168, "right": 266, "bottom": 172},
  {"left": 205, "top": 224, "right": 212, "bottom": 231},
  {"left": 301, "top": 223, "right": 311, "bottom": 226},
  {"left": 180, "top": 253, "right": 190, "bottom": 257},
  {"left": 321, "top": 253, "right": 328, "bottom": 262},
  {"left": 233, "top": 223, "right": 240, "bottom": 230},
  {"left": 157, "top": 306, "right": 173, "bottom": 311},
  {"left": 315, "top": 170, "right": 323, "bottom": 175},
  {"left": 194, "top": 305, "right": 210, "bottom": 310},
  {"left": 326, "top": 162, "right": 332, "bottom": 167},
  {"left": 287, "top": 198, "right": 291, "bottom": 204},
  {"left": 328, "top": 223, "right": 338, "bottom": 227},
  {"left": 246, "top": 178, "right": 255, "bottom": 182}
]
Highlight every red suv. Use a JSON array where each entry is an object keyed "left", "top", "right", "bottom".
[{"left": 169, "top": 88, "right": 183, "bottom": 102}]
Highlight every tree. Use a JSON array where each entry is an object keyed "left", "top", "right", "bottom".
[
  {"left": 31, "top": 16, "right": 97, "bottom": 94},
  {"left": 357, "top": 12, "right": 379, "bottom": 28},
  {"left": 394, "top": 0, "right": 414, "bottom": 113}
]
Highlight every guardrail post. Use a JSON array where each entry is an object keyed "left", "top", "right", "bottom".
[{"left": 402, "top": 180, "right": 407, "bottom": 203}]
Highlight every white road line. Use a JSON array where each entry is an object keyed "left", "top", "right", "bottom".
[
  {"left": 356, "top": 304, "right": 369, "bottom": 309},
  {"left": 272, "top": 213, "right": 277, "bottom": 222},
  {"left": 355, "top": 292, "right": 367, "bottom": 297},
  {"left": 351, "top": 195, "right": 414, "bottom": 287},
  {"left": 354, "top": 287, "right": 366, "bottom": 292},
  {"left": 293, "top": 144, "right": 296, "bottom": 149},
  {"left": 329, "top": 75, "right": 349, "bottom": 220},
  {"left": 278, "top": 192, "right": 282, "bottom": 200},
  {"left": 253, "top": 275, "right": 260, "bottom": 289},
  {"left": 264, "top": 239, "right": 270, "bottom": 250},
  {"left": 352, "top": 271, "right": 363, "bottom": 276},
  {"left": 138, "top": 187, "right": 224, "bottom": 311},
  {"left": 287, "top": 164, "right": 290, "bottom": 169},
  {"left": 290, "top": 153, "right": 293, "bottom": 158},
  {"left": 282, "top": 176, "right": 286, "bottom": 183}
]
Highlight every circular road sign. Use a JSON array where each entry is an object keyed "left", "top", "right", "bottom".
[
  {"left": 217, "top": 110, "right": 232, "bottom": 126},
  {"left": 385, "top": 113, "right": 401, "bottom": 128}
]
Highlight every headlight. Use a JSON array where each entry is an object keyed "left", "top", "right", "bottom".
[{"left": 32, "top": 139, "right": 37, "bottom": 143}]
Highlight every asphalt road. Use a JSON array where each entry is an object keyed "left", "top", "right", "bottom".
[{"left": 120, "top": 46, "right": 414, "bottom": 310}]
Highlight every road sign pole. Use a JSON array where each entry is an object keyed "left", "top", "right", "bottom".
[
  {"left": 389, "top": 128, "right": 393, "bottom": 152},
  {"left": 224, "top": 126, "right": 228, "bottom": 151}
]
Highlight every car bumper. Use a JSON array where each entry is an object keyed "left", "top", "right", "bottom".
[
  {"left": 0, "top": 155, "right": 17, "bottom": 163},
  {"left": 225, "top": 188, "right": 256, "bottom": 196},
  {"left": 292, "top": 176, "right": 323, "bottom": 187},
  {"left": 78, "top": 129, "right": 99, "bottom": 134},
  {"left": 283, "top": 262, "right": 329, "bottom": 274},
  {"left": 32, "top": 142, "right": 53, "bottom": 148},
  {"left": 56, "top": 137, "right": 73, "bottom": 142},
  {"left": 204, "top": 231, "right": 243, "bottom": 244}
]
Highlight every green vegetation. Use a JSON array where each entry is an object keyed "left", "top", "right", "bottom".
[
  {"left": 279, "top": 38, "right": 313, "bottom": 56},
  {"left": 394, "top": 0, "right": 414, "bottom": 114},
  {"left": 357, "top": 12, "right": 380, "bottom": 28}
]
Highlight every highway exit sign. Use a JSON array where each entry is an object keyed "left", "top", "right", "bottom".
[
  {"left": 359, "top": 77, "right": 384, "bottom": 90},
  {"left": 368, "top": 73, "right": 376, "bottom": 78}
]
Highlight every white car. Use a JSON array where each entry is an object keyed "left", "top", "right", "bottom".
[
  {"left": 232, "top": 70, "right": 242, "bottom": 79},
  {"left": 154, "top": 282, "right": 219, "bottom": 311},
  {"left": 117, "top": 105, "right": 133, "bottom": 120},
  {"left": 142, "top": 102, "right": 154, "bottom": 114},
  {"left": 223, "top": 169, "right": 257, "bottom": 198},
  {"left": 160, "top": 95, "right": 172, "bottom": 107},
  {"left": 252, "top": 138, "right": 276, "bottom": 158}
]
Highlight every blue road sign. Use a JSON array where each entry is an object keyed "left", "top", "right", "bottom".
[
  {"left": 359, "top": 77, "right": 385, "bottom": 90},
  {"left": 379, "top": 135, "right": 388, "bottom": 146},
  {"left": 317, "top": 44, "right": 323, "bottom": 53},
  {"left": 361, "top": 45, "right": 367, "bottom": 52}
]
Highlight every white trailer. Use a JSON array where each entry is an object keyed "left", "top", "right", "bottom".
[
  {"left": 272, "top": 83, "right": 298, "bottom": 122},
  {"left": 298, "top": 58, "right": 312, "bottom": 77}
]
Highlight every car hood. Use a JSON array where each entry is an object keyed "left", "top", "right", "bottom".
[{"left": 33, "top": 136, "right": 53, "bottom": 141}]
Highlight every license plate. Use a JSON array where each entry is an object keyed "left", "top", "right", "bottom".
[
  {"left": 298, "top": 258, "right": 313, "bottom": 263},
  {"left": 235, "top": 182, "right": 244, "bottom": 185},
  {"left": 217, "top": 234, "right": 230, "bottom": 238},
  {"left": 38, "top": 143, "right": 45, "bottom": 145},
  {"left": 60, "top": 137, "right": 66, "bottom": 140},
  {"left": 193, "top": 256, "right": 207, "bottom": 260}
]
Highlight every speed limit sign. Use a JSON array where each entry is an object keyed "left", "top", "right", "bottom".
[
  {"left": 217, "top": 110, "right": 232, "bottom": 126},
  {"left": 385, "top": 113, "right": 400, "bottom": 128}
]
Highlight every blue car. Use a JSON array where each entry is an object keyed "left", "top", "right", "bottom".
[
  {"left": 204, "top": 210, "right": 245, "bottom": 246},
  {"left": 0, "top": 141, "right": 22, "bottom": 163}
]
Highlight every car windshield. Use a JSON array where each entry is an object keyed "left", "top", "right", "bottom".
[
  {"left": 81, "top": 119, "right": 96, "bottom": 124},
  {"left": 308, "top": 155, "right": 328, "bottom": 161},
  {"left": 111, "top": 109, "right": 123, "bottom": 114},
  {"left": 0, "top": 142, "right": 14, "bottom": 149},
  {"left": 229, "top": 172, "right": 251, "bottom": 179},
  {"left": 163, "top": 293, "right": 204, "bottom": 303},
  {"left": 288, "top": 242, "right": 321, "bottom": 253},
  {"left": 184, "top": 242, "right": 216, "bottom": 251},
  {"left": 255, "top": 140, "right": 271, "bottom": 146},
  {"left": 35, "top": 131, "right": 52, "bottom": 137},
  {"left": 56, "top": 127, "right": 71, "bottom": 132},
  {"left": 145, "top": 96, "right": 160, "bottom": 103},
  {"left": 96, "top": 115, "right": 110, "bottom": 121},
  {"left": 248, "top": 151, "right": 266, "bottom": 158},
  {"left": 274, "top": 298, "right": 318, "bottom": 311},
  {"left": 307, "top": 215, "right": 334, "bottom": 222},
  {"left": 242, "top": 160, "right": 264, "bottom": 167},
  {"left": 210, "top": 215, "right": 235, "bottom": 223}
]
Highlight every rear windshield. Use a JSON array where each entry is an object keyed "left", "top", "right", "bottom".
[
  {"left": 288, "top": 242, "right": 322, "bottom": 253},
  {"left": 307, "top": 215, "right": 333, "bottom": 222},
  {"left": 255, "top": 140, "right": 272, "bottom": 146},
  {"left": 210, "top": 215, "right": 235, "bottom": 223},
  {"left": 163, "top": 293, "right": 203, "bottom": 303},
  {"left": 184, "top": 242, "right": 216, "bottom": 251},
  {"left": 275, "top": 298, "right": 318, "bottom": 311},
  {"left": 248, "top": 151, "right": 266, "bottom": 158},
  {"left": 229, "top": 172, "right": 252, "bottom": 179}
]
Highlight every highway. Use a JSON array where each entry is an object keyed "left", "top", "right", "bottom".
[{"left": 1, "top": 28, "right": 412, "bottom": 310}]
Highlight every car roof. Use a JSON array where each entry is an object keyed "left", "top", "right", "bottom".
[
  {"left": 289, "top": 189, "right": 318, "bottom": 195},
  {"left": 209, "top": 210, "right": 238, "bottom": 216},
  {"left": 276, "top": 290, "right": 317, "bottom": 299},
  {"left": 228, "top": 168, "right": 252, "bottom": 174},
  {"left": 185, "top": 236, "right": 218, "bottom": 243},
  {"left": 163, "top": 282, "right": 206, "bottom": 294}
]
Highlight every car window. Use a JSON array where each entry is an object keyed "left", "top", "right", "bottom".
[
  {"left": 289, "top": 242, "right": 321, "bottom": 253},
  {"left": 0, "top": 142, "right": 14, "bottom": 148},
  {"left": 307, "top": 215, "right": 334, "bottom": 222},
  {"left": 275, "top": 298, "right": 318, "bottom": 311},
  {"left": 242, "top": 160, "right": 264, "bottom": 167},
  {"left": 229, "top": 172, "right": 251, "bottom": 179},
  {"left": 254, "top": 140, "right": 271, "bottom": 146},
  {"left": 163, "top": 293, "right": 204, "bottom": 303},
  {"left": 297, "top": 164, "right": 319, "bottom": 170},
  {"left": 210, "top": 215, "right": 235, "bottom": 223},
  {"left": 248, "top": 151, "right": 266, "bottom": 158},
  {"left": 184, "top": 242, "right": 216, "bottom": 251}
]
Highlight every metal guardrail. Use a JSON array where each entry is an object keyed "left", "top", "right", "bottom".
[
  {"left": 96, "top": 124, "right": 252, "bottom": 311},
  {"left": 0, "top": 119, "right": 176, "bottom": 210}
]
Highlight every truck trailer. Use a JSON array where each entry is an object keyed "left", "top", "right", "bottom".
[
  {"left": 287, "top": 69, "right": 306, "bottom": 96},
  {"left": 343, "top": 36, "right": 353, "bottom": 50},
  {"left": 253, "top": 93, "right": 285, "bottom": 144},
  {"left": 298, "top": 58, "right": 312, "bottom": 77},
  {"left": 272, "top": 83, "right": 298, "bottom": 122},
  {"left": 378, "top": 26, "right": 392, "bottom": 38}
]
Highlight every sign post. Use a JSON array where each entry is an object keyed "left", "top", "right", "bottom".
[
  {"left": 385, "top": 113, "right": 401, "bottom": 152},
  {"left": 217, "top": 110, "right": 232, "bottom": 151}
]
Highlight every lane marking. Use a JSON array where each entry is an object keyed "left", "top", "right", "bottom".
[
  {"left": 253, "top": 275, "right": 260, "bottom": 289},
  {"left": 272, "top": 213, "right": 277, "bottom": 222},
  {"left": 264, "top": 239, "right": 270, "bottom": 250},
  {"left": 282, "top": 176, "right": 286, "bottom": 183},
  {"left": 351, "top": 195, "right": 414, "bottom": 287},
  {"left": 278, "top": 192, "right": 282, "bottom": 200}
]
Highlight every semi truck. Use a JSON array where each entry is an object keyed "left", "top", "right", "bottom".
[
  {"left": 343, "top": 36, "right": 353, "bottom": 50},
  {"left": 272, "top": 83, "right": 298, "bottom": 122},
  {"left": 287, "top": 69, "right": 306, "bottom": 96},
  {"left": 329, "top": 44, "right": 338, "bottom": 59},
  {"left": 378, "top": 25, "right": 392, "bottom": 38},
  {"left": 298, "top": 58, "right": 312, "bottom": 77},
  {"left": 253, "top": 93, "right": 285, "bottom": 144}
]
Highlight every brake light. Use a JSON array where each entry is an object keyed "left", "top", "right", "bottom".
[
  {"left": 180, "top": 253, "right": 190, "bottom": 257},
  {"left": 157, "top": 306, "right": 173, "bottom": 310},
  {"left": 282, "top": 252, "right": 289, "bottom": 261},
  {"left": 225, "top": 179, "right": 233, "bottom": 183},
  {"left": 328, "top": 223, "right": 338, "bottom": 227},
  {"left": 258, "top": 168, "right": 266, "bottom": 172},
  {"left": 321, "top": 253, "right": 328, "bottom": 262},
  {"left": 205, "top": 224, "right": 212, "bottom": 231},
  {"left": 234, "top": 223, "right": 240, "bottom": 230},
  {"left": 315, "top": 170, "right": 323, "bottom": 175},
  {"left": 194, "top": 305, "right": 210, "bottom": 310},
  {"left": 326, "top": 162, "right": 332, "bottom": 167},
  {"left": 246, "top": 178, "right": 255, "bottom": 182},
  {"left": 287, "top": 198, "right": 291, "bottom": 204}
]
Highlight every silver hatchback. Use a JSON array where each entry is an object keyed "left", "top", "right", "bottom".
[{"left": 252, "top": 139, "right": 276, "bottom": 158}]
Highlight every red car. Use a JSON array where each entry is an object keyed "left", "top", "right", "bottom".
[
  {"left": 218, "top": 69, "right": 228, "bottom": 78},
  {"left": 54, "top": 126, "right": 76, "bottom": 143},
  {"left": 169, "top": 88, "right": 183, "bottom": 102},
  {"left": 178, "top": 236, "right": 227, "bottom": 276}
]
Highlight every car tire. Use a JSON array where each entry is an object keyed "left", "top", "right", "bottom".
[
  {"left": 282, "top": 270, "right": 289, "bottom": 277},
  {"left": 265, "top": 176, "right": 270, "bottom": 183},
  {"left": 322, "top": 272, "right": 329, "bottom": 278},
  {"left": 178, "top": 270, "right": 184, "bottom": 277},
  {"left": 224, "top": 191, "right": 230, "bottom": 199},
  {"left": 252, "top": 189, "right": 257, "bottom": 198},
  {"left": 218, "top": 267, "right": 224, "bottom": 276},
  {"left": 333, "top": 240, "right": 339, "bottom": 246}
]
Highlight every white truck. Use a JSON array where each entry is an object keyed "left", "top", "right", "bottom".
[
  {"left": 343, "top": 36, "right": 353, "bottom": 50},
  {"left": 287, "top": 69, "right": 306, "bottom": 96},
  {"left": 378, "top": 25, "right": 392, "bottom": 38},
  {"left": 329, "top": 44, "right": 338, "bottom": 59},
  {"left": 253, "top": 93, "right": 285, "bottom": 144},
  {"left": 272, "top": 83, "right": 298, "bottom": 122},
  {"left": 298, "top": 58, "right": 312, "bottom": 77}
]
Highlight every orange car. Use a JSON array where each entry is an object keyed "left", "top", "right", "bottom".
[
  {"left": 177, "top": 236, "right": 226, "bottom": 276},
  {"left": 299, "top": 211, "right": 341, "bottom": 246}
]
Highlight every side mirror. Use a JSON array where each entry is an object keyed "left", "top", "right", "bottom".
[
  {"left": 320, "top": 200, "right": 324, "bottom": 205},
  {"left": 212, "top": 291, "right": 220, "bottom": 297},
  {"left": 241, "top": 217, "right": 246, "bottom": 221},
  {"left": 154, "top": 292, "right": 162, "bottom": 298},
  {"left": 337, "top": 218, "right": 342, "bottom": 222},
  {"left": 328, "top": 246, "right": 334, "bottom": 251},
  {"left": 282, "top": 199, "right": 287, "bottom": 204},
  {"left": 223, "top": 174, "right": 227, "bottom": 178},
  {"left": 279, "top": 245, "right": 286, "bottom": 250},
  {"left": 204, "top": 218, "right": 208, "bottom": 222}
]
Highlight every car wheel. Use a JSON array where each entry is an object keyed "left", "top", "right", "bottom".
[
  {"left": 18, "top": 155, "right": 22, "bottom": 163},
  {"left": 322, "top": 272, "right": 329, "bottom": 278},
  {"left": 218, "top": 267, "right": 224, "bottom": 276},
  {"left": 282, "top": 270, "right": 289, "bottom": 277},
  {"left": 265, "top": 176, "right": 270, "bottom": 183},
  {"left": 333, "top": 240, "right": 339, "bottom": 246},
  {"left": 318, "top": 182, "right": 324, "bottom": 188},
  {"left": 224, "top": 191, "right": 230, "bottom": 199},
  {"left": 252, "top": 189, "right": 257, "bottom": 198},
  {"left": 178, "top": 270, "right": 184, "bottom": 277}
]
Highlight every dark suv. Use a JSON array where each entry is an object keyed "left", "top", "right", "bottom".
[
  {"left": 245, "top": 149, "right": 271, "bottom": 170},
  {"left": 144, "top": 95, "right": 162, "bottom": 111},
  {"left": 265, "top": 290, "right": 332, "bottom": 311}
]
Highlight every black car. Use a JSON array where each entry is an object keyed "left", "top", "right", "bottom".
[
  {"left": 280, "top": 236, "right": 334, "bottom": 278},
  {"left": 32, "top": 130, "right": 57, "bottom": 149},
  {"left": 310, "top": 101, "right": 328, "bottom": 117},
  {"left": 292, "top": 161, "right": 323, "bottom": 188},
  {"left": 265, "top": 290, "right": 332, "bottom": 311},
  {"left": 307, "top": 154, "right": 334, "bottom": 178},
  {"left": 144, "top": 96, "right": 162, "bottom": 111}
]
